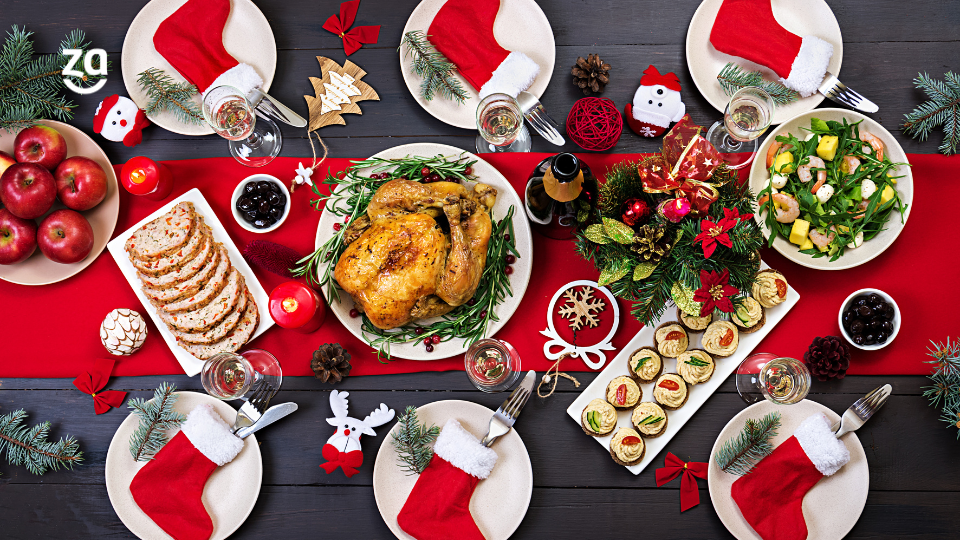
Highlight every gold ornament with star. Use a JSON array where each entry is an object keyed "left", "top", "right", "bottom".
[
  {"left": 558, "top": 286, "right": 607, "bottom": 331},
  {"left": 304, "top": 56, "right": 380, "bottom": 131}
]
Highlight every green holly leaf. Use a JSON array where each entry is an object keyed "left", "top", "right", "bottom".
[
  {"left": 633, "top": 261, "right": 658, "bottom": 281},
  {"left": 599, "top": 260, "right": 630, "bottom": 286},
  {"left": 671, "top": 281, "right": 702, "bottom": 315},
  {"left": 577, "top": 208, "right": 590, "bottom": 223},
  {"left": 584, "top": 224, "right": 611, "bottom": 244},
  {"left": 602, "top": 217, "right": 635, "bottom": 244}
]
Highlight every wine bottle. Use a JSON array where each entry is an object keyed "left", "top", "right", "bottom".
[{"left": 524, "top": 153, "right": 598, "bottom": 240}]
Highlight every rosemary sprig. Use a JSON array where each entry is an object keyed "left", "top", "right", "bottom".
[
  {"left": 685, "top": 358, "right": 711, "bottom": 367},
  {"left": 637, "top": 415, "right": 664, "bottom": 426}
]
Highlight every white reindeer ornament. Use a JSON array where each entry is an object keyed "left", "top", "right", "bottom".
[{"left": 319, "top": 390, "right": 394, "bottom": 477}]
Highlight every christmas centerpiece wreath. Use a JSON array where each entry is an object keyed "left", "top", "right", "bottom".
[{"left": 575, "top": 115, "right": 765, "bottom": 326}]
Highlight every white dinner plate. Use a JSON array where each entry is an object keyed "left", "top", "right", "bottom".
[
  {"left": 686, "top": 0, "right": 842, "bottom": 125},
  {"left": 0, "top": 120, "right": 119, "bottom": 286},
  {"left": 105, "top": 391, "right": 262, "bottom": 540},
  {"left": 399, "top": 0, "right": 555, "bottom": 129},
  {"left": 708, "top": 399, "right": 869, "bottom": 540},
  {"left": 748, "top": 109, "right": 913, "bottom": 270},
  {"left": 373, "top": 400, "right": 533, "bottom": 540},
  {"left": 106, "top": 188, "right": 274, "bottom": 376},
  {"left": 314, "top": 142, "right": 533, "bottom": 360},
  {"left": 121, "top": 0, "right": 277, "bottom": 136},
  {"left": 565, "top": 261, "right": 799, "bottom": 474}
]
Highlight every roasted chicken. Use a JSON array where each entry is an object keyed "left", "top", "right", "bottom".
[{"left": 334, "top": 179, "right": 497, "bottom": 329}]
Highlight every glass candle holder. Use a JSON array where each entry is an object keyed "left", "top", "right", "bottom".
[
  {"left": 464, "top": 338, "right": 521, "bottom": 392},
  {"left": 120, "top": 156, "right": 174, "bottom": 200},
  {"left": 268, "top": 281, "right": 326, "bottom": 333}
]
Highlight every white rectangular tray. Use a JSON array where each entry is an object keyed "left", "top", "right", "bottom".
[
  {"left": 565, "top": 263, "right": 799, "bottom": 474},
  {"left": 106, "top": 188, "right": 274, "bottom": 376}
]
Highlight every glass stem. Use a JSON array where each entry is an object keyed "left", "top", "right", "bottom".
[{"left": 246, "top": 131, "right": 263, "bottom": 149}]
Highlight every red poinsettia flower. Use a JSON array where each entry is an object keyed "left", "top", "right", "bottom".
[
  {"left": 693, "top": 269, "right": 739, "bottom": 317},
  {"left": 693, "top": 218, "right": 735, "bottom": 258},
  {"left": 722, "top": 207, "right": 754, "bottom": 223}
]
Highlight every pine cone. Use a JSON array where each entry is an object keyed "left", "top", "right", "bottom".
[
  {"left": 631, "top": 225, "right": 673, "bottom": 262},
  {"left": 311, "top": 343, "right": 352, "bottom": 384},
  {"left": 803, "top": 336, "right": 851, "bottom": 381},
  {"left": 571, "top": 54, "right": 611, "bottom": 95}
]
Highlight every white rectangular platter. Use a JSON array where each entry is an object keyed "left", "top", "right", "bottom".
[
  {"left": 565, "top": 262, "right": 799, "bottom": 474},
  {"left": 107, "top": 188, "right": 274, "bottom": 376}
]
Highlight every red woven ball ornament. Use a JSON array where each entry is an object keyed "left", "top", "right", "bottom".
[{"left": 565, "top": 97, "right": 623, "bottom": 151}]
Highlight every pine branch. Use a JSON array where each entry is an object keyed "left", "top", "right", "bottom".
[
  {"left": 390, "top": 406, "right": 440, "bottom": 475},
  {"left": 127, "top": 382, "right": 186, "bottom": 462},
  {"left": 717, "top": 63, "right": 800, "bottom": 106},
  {"left": 0, "top": 409, "right": 83, "bottom": 475},
  {"left": 136, "top": 67, "right": 204, "bottom": 125},
  {"left": 401, "top": 31, "right": 468, "bottom": 104},
  {"left": 902, "top": 72, "right": 960, "bottom": 155},
  {"left": 715, "top": 411, "right": 781, "bottom": 475}
]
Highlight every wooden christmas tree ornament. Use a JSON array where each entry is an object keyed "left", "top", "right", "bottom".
[{"left": 305, "top": 56, "right": 380, "bottom": 131}]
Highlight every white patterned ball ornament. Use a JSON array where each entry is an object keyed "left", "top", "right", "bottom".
[{"left": 100, "top": 308, "right": 148, "bottom": 356}]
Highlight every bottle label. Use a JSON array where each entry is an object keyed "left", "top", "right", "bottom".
[{"left": 543, "top": 168, "right": 583, "bottom": 203}]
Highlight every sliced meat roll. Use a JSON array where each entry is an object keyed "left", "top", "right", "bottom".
[
  {"left": 142, "top": 242, "right": 222, "bottom": 306},
  {"left": 179, "top": 293, "right": 260, "bottom": 360},
  {"left": 160, "top": 267, "right": 244, "bottom": 331},
  {"left": 125, "top": 201, "right": 197, "bottom": 260}
]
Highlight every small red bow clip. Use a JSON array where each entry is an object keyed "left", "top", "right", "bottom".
[
  {"left": 656, "top": 452, "right": 708, "bottom": 511},
  {"left": 72, "top": 358, "right": 127, "bottom": 415},
  {"left": 320, "top": 443, "right": 364, "bottom": 478},
  {"left": 322, "top": 0, "right": 380, "bottom": 56}
]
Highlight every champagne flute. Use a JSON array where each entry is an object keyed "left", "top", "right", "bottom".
[
  {"left": 201, "top": 348, "right": 283, "bottom": 400},
  {"left": 476, "top": 93, "right": 531, "bottom": 153},
  {"left": 735, "top": 353, "right": 811, "bottom": 405},
  {"left": 705, "top": 87, "right": 775, "bottom": 170},
  {"left": 203, "top": 85, "right": 282, "bottom": 167}
]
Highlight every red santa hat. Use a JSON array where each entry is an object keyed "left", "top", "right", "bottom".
[
  {"left": 710, "top": 0, "right": 833, "bottom": 97},
  {"left": 92, "top": 94, "right": 119, "bottom": 134},
  {"left": 93, "top": 95, "right": 151, "bottom": 147},
  {"left": 427, "top": 0, "right": 540, "bottom": 99},
  {"left": 640, "top": 66, "right": 682, "bottom": 92},
  {"left": 153, "top": 0, "right": 263, "bottom": 96}
]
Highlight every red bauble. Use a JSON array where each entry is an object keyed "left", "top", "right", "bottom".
[
  {"left": 565, "top": 97, "right": 623, "bottom": 151},
  {"left": 621, "top": 198, "right": 650, "bottom": 226}
]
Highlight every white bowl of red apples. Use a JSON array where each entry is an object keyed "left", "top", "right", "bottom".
[{"left": 0, "top": 123, "right": 114, "bottom": 277}]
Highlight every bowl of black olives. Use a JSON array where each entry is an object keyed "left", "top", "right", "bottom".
[
  {"left": 838, "top": 288, "right": 901, "bottom": 350},
  {"left": 231, "top": 175, "right": 290, "bottom": 233}
]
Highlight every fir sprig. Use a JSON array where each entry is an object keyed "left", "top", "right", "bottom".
[
  {"left": 0, "top": 409, "right": 83, "bottom": 475},
  {"left": 924, "top": 338, "right": 960, "bottom": 438},
  {"left": 391, "top": 406, "right": 440, "bottom": 475},
  {"left": 717, "top": 63, "right": 800, "bottom": 105},
  {"left": 127, "top": 383, "right": 186, "bottom": 462},
  {"left": 136, "top": 67, "right": 203, "bottom": 125},
  {"left": 401, "top": 31, "right": 468, "bottom": 104},
  {"left": 902, "top": 72, "right": 960, "bottom": 155},
  {"left": 715, "top": 411, "right": 781, "bottom": 475}
]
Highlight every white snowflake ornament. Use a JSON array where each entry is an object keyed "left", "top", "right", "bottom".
[
  {"left": 540, "top": 280, "right": 620, "bottom": 370},
  {"left": 294, "top": 162, "right": 314, "bottom": 186},
  {"left": 100, "top": 309, "right": 148, "bottom": 356}
]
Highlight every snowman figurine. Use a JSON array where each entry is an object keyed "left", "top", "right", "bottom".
[
  {"left": 624, "top": 66, "right": 685, "bottom": 138},
  {"left": 93, "top": 95, "right": 151, "bottom": 147}
]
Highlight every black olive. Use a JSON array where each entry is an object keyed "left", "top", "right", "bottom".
[
  {"left": 259, "top": 201, "right": 271, "bottom": 214},
  {"left": 268, "top": 206, "right": 282, "bottom": 218},
  {"left": 850, "top": 320, "right": 865, "bottom": 334},
  {"left": 269, "top": 182, "right": 281, "bottom": 193},
  {"left": 868, "top": 293, "right": 881, "bottom": 303},
  {"left": 237, "top": 197, "right": 254, "bottom": 212},
  {"left": 863, "top": 334, "right": 876, "bottom": 345},
  {"left": 853, "top": 334, "right": 865, "bottom": 345},
  {"left": 883, "top": 305, "right": 896, "bottom": 319},
  {"left": 243, "top": 182, "right": 257, "bottom": 194},
  {"left": 857, "top": 305, "right": 873, "bottom": 318},
  {"left": 257, "top": 181, "right": 272, "bottom": 192},
  {"left": 243, "top": 210, "right": 258, "bottom": 222},
  {"left": 876, "top": 332, "right": 888, "bottom": 343},
  {"left": 267, "top": 192, "right": 283, "bottom": 206},
  {"left": 250, "top": 193, "right": 262, "bottom": 204},
  {"left": 253, "top": 217, "right": 271, "bottom": 228},
  {"left": 881, "top": 321, "right": 894, "bottom": 333},
  {"left": 854, "top": 298, "right": 868, "bottom": 307}
]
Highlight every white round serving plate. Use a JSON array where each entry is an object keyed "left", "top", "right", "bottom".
[
  {"left": 0, "top": 120, "right": 120, "bottom": 286},
  {"left": 121, "top": 0, "right": 277, "bottom": 136},
  {"left": 749, "top": 108, "right": 913, "bottom": 270},
  {"left": 399, "top": 0, "right": 555, "bottom": 129},
  {"left": 373, "top": 400, "right": 533, "bottom": 540},
  {"left": 314, "top": 142, "right": 534, "bottom": 360},
  {"left": 105, "top": 391, "right": 262, "bottom": 540},
  {"left": 686, "top": 0, "right": 842, "bottom": 125},
  {"left": 708, "top": 399, "right": 869, "bottom": 540}
]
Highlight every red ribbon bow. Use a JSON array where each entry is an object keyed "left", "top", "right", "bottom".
[
  {"left": 72, "top": 358, "right": 127, "bottom": 415},
  {"left": 322, "top": 0, "right": 380, "bottom": 56},
  {"left": 655, "top": 452, "right": 708, "bottom": 512},
  {"left": 320, "top": 443, "right": 365, "bottom": 478}
]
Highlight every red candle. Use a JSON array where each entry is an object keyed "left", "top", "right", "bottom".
[
  {"left": 269, "top": 281, "right": 326, "bottom": 333},
  {"left": 120, "top": 156, "right": 173, "bottom": 201}
]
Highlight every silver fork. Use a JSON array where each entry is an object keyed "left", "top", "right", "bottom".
[
  {"left": 480, "top": 371, "right": 534, "bottom": 447},
  {"left": 516, "top": 91, "right": 565, "bottom": 146},
  {"left": 231, "top": 380, "right": 278, "bottom": 434},
  {"left": 831, "top": 384, "right": 892, "bottom": 438},
  {"left": 818, "top": 72, "right": 879, "bottom": 113}
]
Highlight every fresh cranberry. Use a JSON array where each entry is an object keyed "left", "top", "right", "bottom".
[
  {"left": 505, "top": 265, "right": 514, "bottom": 275},
  {"left": 425, "top": 344, "right": 434, "bottom": 353},
  {"left": 431, "top": 335, "right": 441, "bottom": 344},
  {"left": 333, "top": 223, "right": 342, "bottom": 231},
  {"left": 428, "top": 173, "right": 442, "bottom": 183},
  {"left": 421, "top": 167, "right": 430, "bottom": 176},
  {"left": 505, "top": 254, "right": 516, "bottom": 264},
  {"left": 464, "top": 166, "right": 473, "bottom": 175},
  {"left": 480, "top": 310, "right": 488, "bottom": 318},
  {"left": 349, "top": 308, "right": 359, "bottom": 318},
  {"left": 415, "top": 327, "right": 425, "bottom": 335},
  {"left": 467, "top": 298, "right": 476, "bottom": 306},
  {"left": 343, "top": 215, "right": 350, "bottom": 223},
  {"left": 423, "top": 337, "right": 432, "bottom": 346},
  {"left": 504, "top": 233, "right": 511, "bottom": 242}
]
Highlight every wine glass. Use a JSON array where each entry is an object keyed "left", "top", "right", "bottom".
[
  {"left": 475, "top": 93, "right": 531, "bottom": 153},
  {"left": 202, "top": 85, "right": 282, "bottom": 167},
  {"left": 735, "top": 353, "right": 811, "bottom": 405},
  {"left": 705, "top": 87, "right": 775, "bottom": 170},
  {"left": 201, "top": 348, "right": 283, "bottom": 401}
]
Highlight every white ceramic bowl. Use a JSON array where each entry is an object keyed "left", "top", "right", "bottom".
[
  {"left": 838, "top": 288, "right": 901, "bottom": 351},
  {"left": 230, "top": 174, "right": 290, "bottom": 233}
]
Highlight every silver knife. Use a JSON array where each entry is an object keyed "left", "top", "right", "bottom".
[
  {"left": 818, "top": 72, "right": 879, "bottom": 113},
  {"left": 480, "top": 370, "right": 535, "bottom": 447},
  {"left": 247, "top": 87, "right": 308, "bottom": 128},
  {"left": 237, "top": 402, "right": 299, "bottom": 439}
]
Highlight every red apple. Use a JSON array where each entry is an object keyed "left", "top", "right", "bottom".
[
  {"left": 0, "top": 163, "right": 57, "bottom": 219},
  {"left": 14, "top": 125, "right": 67, "bottom": 170},
  {"left": 0, "top": 151, "right": 16, "bottom": 178},
  {"left": 55, "top": 156, "right": 107, "bottom": 211},
  {"left": 0, "top": 208, "right": 38, "bottom": 265},
  {"left": 37, "top": 209, "right": 93, "bottom": 264}
]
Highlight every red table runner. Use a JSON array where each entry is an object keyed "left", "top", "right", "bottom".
[{"left": 0, "top": 153, "right": 953, "bottom": 378}]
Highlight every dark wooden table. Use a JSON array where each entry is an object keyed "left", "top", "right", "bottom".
[{"left": 2, "top": 0, "right": 958, "bottom": 538}]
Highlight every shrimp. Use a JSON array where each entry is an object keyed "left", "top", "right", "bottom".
[
  {"left": 798, "top": 156, "right": 827, "bottom": 193},
  {"left": 771, "top": 193, "right": 800, "bottom": 223},
  {"left": 859, "top": 131, "right": 885, "bottom": 161},
  {"left": 852, "top": 199, "right": 869, "bottom": 220},
  {"left": 808, "top": 227, "right": 836, "bottom": 249},
  {"left": 840, "top": 155, "right": 860, "bottom": 175},
  {"left": 765, "top": 133, "right": 793, "bottom": 168}
]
